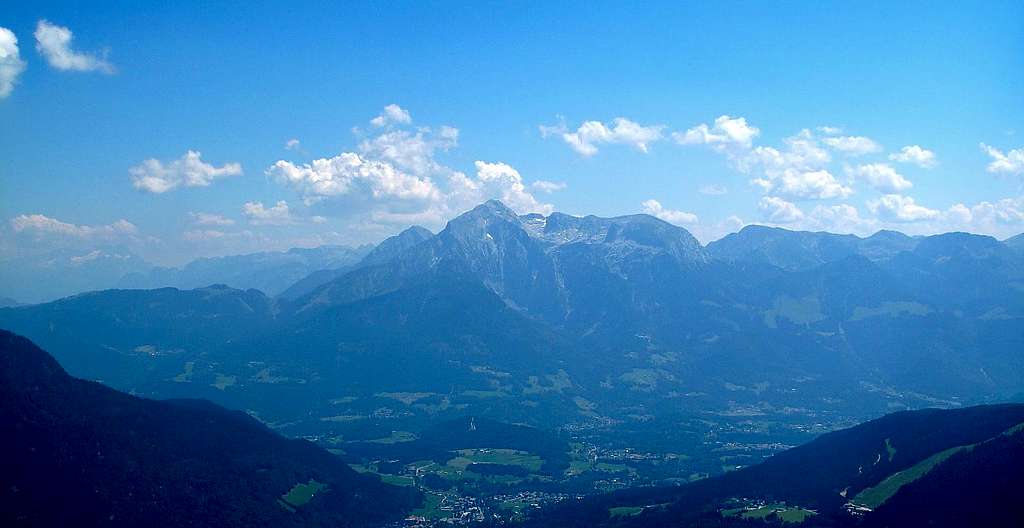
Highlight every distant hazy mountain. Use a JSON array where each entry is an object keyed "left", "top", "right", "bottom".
[
  {"left": 1006, "top": 232, "right": 1024, "bottom": 253},
  {"left": 0, "top": 330, "right": 419, "bottom": 528},
  {"left": 2, "top": 200, "right": 1024, "bottom": 434},
  {"left": 279, "top": 226, "right": 432, "bottom": 300},
  {"left": 0, "top": 246, "right": 152, "bottom": 304},
  {"left": 119, "top": 244, "right": 373, "bottom": 297},
  {"left": 526, "top": 404, "right": 1024, "bottom": 527},
  {"left": 706, "top": 225, "right": 919, "bottom": 270}
]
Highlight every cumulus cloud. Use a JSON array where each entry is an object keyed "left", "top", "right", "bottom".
[
  {"left": 867, "top": 194, "right": 940, "bottom": 222},
  {"left": 981, "top": 143, "right": 1024, "bottom": 176},
  {"left": 34, "top": 20, "right": 114, "bottom": 74},
  {"left": 359, "top": 125, "right": 458, "bottom": 176},
  {"left": 743, "top": 130, "right": 832, "bottom": 173},
  {"left": 806, "top": 203, "right": 875, "bottom": 233},
  {"left": 758, "top": 196, "right": 804, "bottom": 224},
  {"left": 0, "top": 27, "right": 27, "bottom": 98},
  {"left": 731, "top": 128, "right": 849, "bottom": 200},
  {"left": 189, "top": 212, "right": 234, "bottom": 226},
  {"left": 541, "top": 117, "right": 664, "bottom": 156},
  {"left": 370, "top": 104, "right": 412, "bottom": 127},
  {"left": 847, "top": 163, "right": 913, "bottom": 193},
  {"left": 11, "top": 214, "right": 137, "bottom": 238},
  {"left": 753, "top": 169, "right": 853, "bottom": 200},
  {"left": 531, "top": 180, "right": 567, "bottom": 193},
  {"left": 268, "top": 152, "right": 440, "bottom": 204},
  {"left": 889, "top": 145, "right": 937, "bottom": 168},
  {"left": 641, "top": 199, "right": 698, "bottom": 225},
  {"left": 678, "top": 122, "right": 894, "bottom": 200},
  {"left": 821, "top": 135, "right": 882, "bottom": 155},
  {"left": 285, "top": 138, "right": 301, "bottom": 150},
  {"left": 268, "top": 110, "right": 554, "bottom": 230},
  {"left": 243, "top": 200, "right": 295, "bottom": 226},
  {"left": 964, "top": 197, "right": 1024, "bottom": 227},
  {"left": 466, "top": 161, "right": 553, "bottom": 215},
  {"left": 699, "top": 184, "right": 728, "bottom": 196},
  {"left": 130, "top": 151, "right": 243, "bottom": 193},
  {"left": 673, "top": 115, "right": 759, "bottom": 150}
]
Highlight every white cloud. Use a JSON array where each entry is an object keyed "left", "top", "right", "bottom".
[
  {"left": 189, "top": 212, "right": 234, "bottom": 226},
  {"left": 130, "top": 151, "right": 243, "bottom": 193},
  {"left": 531, "top": 180, "right": 567, "bottom": 193},
  {"left": 806, "top": 204, "right": 878, "bottom": 234},
  {"left": 370, "top": 104, "right": 412, "bottom": 127},
  {"left": 746, "top": 130, "right": 832, "bottom": 172},
  {"left": 674, "top": 115, "right": 760, "bottom": 150},
  {"left": 758, "top": 196, "right": 804, "bottom": 224},
  {"left": 641, "top": 199, "right": 698, "bottom": 225},
  {"left": 34, "top": 20, "right": 114, "bottom": 74},
  {"left": 268, "top": 152, "right": 440, "bottom": 203},
  {"left": 817, "top": 126, "right": 843, "bottom": 135},
  {"left": 270, "top": 109, "right": 554, "bottom": 229},
  {"left": 11, "top": 214, "right": 137, "bottom": 238},
  {"left": 980, "top": 143, "right": 1024, "bottom": 176},
  {"left": 359, "top": 125, "right": 458, "bottom": 176},
  {"left": 541, "top": 117, "right": 664, "bottom": 156},
  {"left": 753, "top": 169, "right": 853, "bottom": 200},
  {"left": 945, "top": 203, "right": 973, "bottom": 224},
  {"left": 889, "top": 145, "right": 937, "bottom": 168},
  {"left": 847, "top": 163, "right": 913, "bottom": 193},
  {"left": 698, "top": 184, "right": 728, "bottom": 196},
  {"left": 0, "top": 27, "right": 27, "bottom": 98},
  {"left": 821, "top": 135, "right": 882, "bottom": 155},
  {"left": 961, "top": 197, "right": 1024, "bottom": 227},
  {"left": 469, "top": 161, "right": 553, "bottom": 215},
  {"left": 867, "top": 194, "right": 940, "bottom": 222},
  {"left": 243, "top": 200, "right": 295, "bottom": 226},
  {"left": 285, "top": 138, "right": 301, "bottom": 150}
]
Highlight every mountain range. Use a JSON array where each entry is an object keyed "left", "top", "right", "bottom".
[
  {"left": 0, "top": 244, "right": 375, "bottom": 304},
  {"left": 1, "top": 200, "right": 1023, "bottom": 433}
]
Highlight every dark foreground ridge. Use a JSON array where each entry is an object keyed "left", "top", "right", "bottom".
[
  {"left": 0, "top": 330, "right": 420, "bottom": 528},
  {"left": 524, "top": 404, "right": 1024, "bottom": 528}
]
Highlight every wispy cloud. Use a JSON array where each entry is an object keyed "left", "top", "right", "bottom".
[
  {"left": 34, "top": 20, "right": 115, "bottom": 74},
  {"left": 130, "top": 151, "right": 242, "bottom": 193}
]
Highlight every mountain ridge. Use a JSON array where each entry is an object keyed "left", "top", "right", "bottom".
[{"left": 0, "top": 330, "right": 420, "bottom": 527}]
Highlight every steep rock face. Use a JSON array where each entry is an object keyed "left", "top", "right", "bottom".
[
  {"left": 359, "top": 226, "right": 434, "bottom": 267},
  {"left": 292, "top": 201, "right": 711, "bottom": 326},
  {"left": 278, "top": 226, "right": 432, "bottom": 300}
]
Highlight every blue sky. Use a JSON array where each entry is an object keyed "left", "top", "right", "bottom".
[{"left": 1, "top": 1, "right": 1022, "bottom": 265}]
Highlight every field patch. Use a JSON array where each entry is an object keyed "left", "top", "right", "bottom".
[
  {"left": 854, "top": 445, "right": 969, "bottom": 508},
  {"left": 281, "top": 479, "right": 327, "bottom": 508},
  {"left": 447, "top": 448, "right": 544, "bottom": 473}
]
